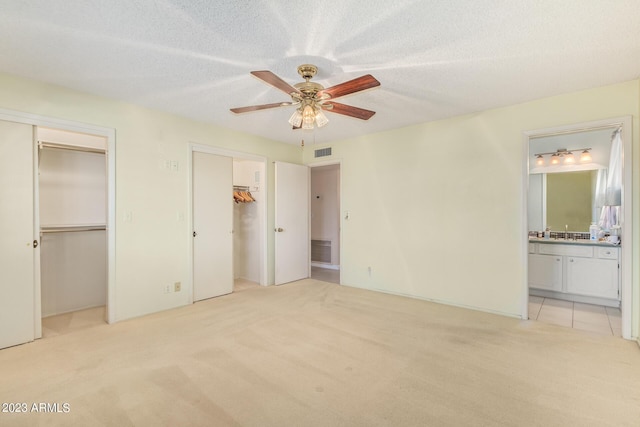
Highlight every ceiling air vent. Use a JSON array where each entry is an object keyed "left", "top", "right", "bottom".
[{"left": 314, "top": 147, "right": 332, "bottom": 158}]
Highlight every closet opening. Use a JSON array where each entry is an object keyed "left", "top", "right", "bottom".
[
  {"left": 310, "top": 163, "right": 340, "bottom": 284},
  {"left": 232, "top": 159, "right": 265, "bottom": 292},
  {"left": 190, "top": 144, "right": 267, "bottom": 302},
  {"left": 37, "top": 127, "right": 108, "bottom": 337}
]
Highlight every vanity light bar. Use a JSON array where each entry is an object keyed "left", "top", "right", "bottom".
[{"left": 534, "top": 148, "right": 591, "bottom": 166}]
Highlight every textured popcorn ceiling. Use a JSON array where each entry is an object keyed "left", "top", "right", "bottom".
[{"left": 0, "top": 1, "right": 639, "bottom": 145}]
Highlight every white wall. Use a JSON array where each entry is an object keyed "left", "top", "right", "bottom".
[
  {"left": 311, "top": 165, "right": 340, "bottom": 266},
  {"left": 40, "top": 230, "right": 107, "bottom": 317},
  {"left": 529, "top": 127, "right": 614, "bottom": 172},
  {"left": 528, "top": 174, "right": 545, "bottom": 232},
  {"left": 233, "top": 160, "right": 263, "bottom": 283},
  {"left": 304, "top": 80, "right": 639, "bottom": 336},
  {"left": 39, "top": 148, "right": 106, "bottom": 226}
]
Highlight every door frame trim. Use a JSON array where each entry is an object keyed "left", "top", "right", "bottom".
[
  {"left": 308, "top": 159, "right": 342, "bottom": 284},
  {"left": 0, "top": 108, "right": 116, "bottom": 326},
  {"left": 522, "top": 116, "right": 634, "bottom": 339},
  {"left": 188, "top": 143, "right": 268, "bottom": 302}
]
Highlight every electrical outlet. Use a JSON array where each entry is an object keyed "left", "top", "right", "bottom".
[
  {"left": 367, "top": 266, "right": 372, "bottom": 277},
  {"left": 164, "top": 284, "right": 172, "bottom": 294},
  {"left": 174, "top": 282, "right": 181, "bottom": 292}
]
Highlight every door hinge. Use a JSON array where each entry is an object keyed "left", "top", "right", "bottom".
[{"left": 33, "top": 239, "right": 38, "bottom": 248}]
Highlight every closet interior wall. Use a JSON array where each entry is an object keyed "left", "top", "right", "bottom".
[
  {"left": 232, "top": 159, "right": 263, "bottom": 284},
  {"left": 38, "top": 127, "right": 107, "bottom": 317}
]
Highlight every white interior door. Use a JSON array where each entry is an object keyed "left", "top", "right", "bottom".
[
  {"left": 0, "top": 120, "right": 36, "bottom": 349},
  {"left": 275, "top": 161, "right": 310, "bottom": 285},
  {"left": 192, "top": 152, "right": 233, "bottom": 301}
]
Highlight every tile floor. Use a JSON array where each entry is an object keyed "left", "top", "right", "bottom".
[{"left": 528, "top": 295, "right": 622, "bottom": 336}]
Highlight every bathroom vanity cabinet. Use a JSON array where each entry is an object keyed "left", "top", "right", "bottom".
[{"left": 528, "top": 240, "right": 620, "bottom": 307}]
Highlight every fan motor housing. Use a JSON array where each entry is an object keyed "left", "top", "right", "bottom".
[
  {"left": 297, "top": 64, "right": 317, "bottom": 79},
  {"left": 294, "top": 64, "right": 324, "bottom": 96},
  {"left": 294, "top": 81, "right": 324, "bottom": 96}
]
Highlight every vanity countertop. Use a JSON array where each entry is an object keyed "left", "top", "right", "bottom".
[{"left": 528, "top": 237, "right": 620, "bottom": 247}]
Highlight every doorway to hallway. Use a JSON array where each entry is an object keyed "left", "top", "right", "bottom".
[{"left": 310, "top": 163, "right": 340, "bottom": 284}]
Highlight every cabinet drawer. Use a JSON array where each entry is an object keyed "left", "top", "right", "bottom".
[
  {"left": 538, "top": 244, "right": 593, "bottom": 257},
  {"left": 528, "top": 243, "right": 537, "bottom": 254},
  {"left": 596, "top": 247, "right": 618, "bottom": 259}
]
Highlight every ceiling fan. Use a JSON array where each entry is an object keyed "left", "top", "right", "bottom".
[{"left": 230, "top": 64, "right": 380, "bottom": 130}]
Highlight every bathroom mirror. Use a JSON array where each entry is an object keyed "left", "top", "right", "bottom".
[{"left": 530, "top": 170, "right": 599, "bottom": 232}]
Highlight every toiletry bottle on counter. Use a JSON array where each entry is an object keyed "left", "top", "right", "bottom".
[
  {"left": 544, "top": 228, "right": 550, "bottom": 239},
  {"left": 589, "top": 223, "right": 598, "bottom": 241}
]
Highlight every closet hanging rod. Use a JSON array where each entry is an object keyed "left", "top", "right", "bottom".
[
  {"left": 38, "top": 141, "right": 106, "bottom": 154},
  {"left": 40, "top": 225, "right": 107, "bottom": 234},
  {"left": 233, "top": 185, "right": 251, "bottom": 191}
]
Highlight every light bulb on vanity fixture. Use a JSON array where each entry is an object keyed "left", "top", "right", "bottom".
[
  {"left": 563, "top": 151, "right": 575, "bottom": 164},
  {"left": 580, "top": 149, "right": 592, "bottom": 163}
]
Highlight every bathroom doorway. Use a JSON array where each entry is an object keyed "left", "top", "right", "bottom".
[{"left": 523, "top": 117, "right": 633, "bottom": 339}]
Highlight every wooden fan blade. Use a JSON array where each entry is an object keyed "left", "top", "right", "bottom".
[
  {"left": 230, "top": 102, "right": 292, "bottom": 114},
  {"left": 324, "top": 102, "right": 376, "bottom": 120},
  {"left": 251, "top": 70, "right": 302, "bottom": 95},
  {"left": 317, "top": 74, "right": 380, "bottom": 100}
]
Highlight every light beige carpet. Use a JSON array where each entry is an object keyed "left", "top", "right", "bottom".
[{"left": 1, "top": 279, "right": 639, "bottom": 426}]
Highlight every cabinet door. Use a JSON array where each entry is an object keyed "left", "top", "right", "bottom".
[
  {"left": 528, "top": 254, "right": 563, "bottom": 291},
  {"left": 566, "top": 257, "right": 618, "bottom": 299}
]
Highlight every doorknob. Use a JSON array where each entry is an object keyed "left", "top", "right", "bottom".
[{"left": 275, "top": 227, "right": 284, "bottom": 232}]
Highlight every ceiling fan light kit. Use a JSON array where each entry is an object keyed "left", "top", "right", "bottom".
[{"left": 231, "top": 64, "right": 380, "bottom": 130}]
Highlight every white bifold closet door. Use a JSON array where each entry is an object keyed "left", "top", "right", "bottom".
[
  {"left": 192, "top": 152, "right": 233, "bottom": 301},
  {"left": 0, "top": 120, "right": 36, "bottom": 349}
]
